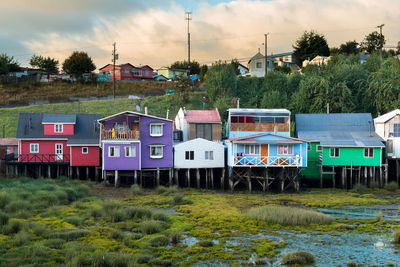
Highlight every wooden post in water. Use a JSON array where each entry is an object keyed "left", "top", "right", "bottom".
[{"left": 196, "top": 169, "right": 200, "bottom": 189}]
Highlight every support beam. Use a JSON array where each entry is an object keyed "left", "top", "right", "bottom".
[
  {"left": 385, "top": 161, "right": 388, "bottom": 185},
  {"left": 140, "top": 171, "right": 143, "bottom": 187},
  {"left": 332, "top": 166, "right": 335, "bottom": 188},
  {"left": 280, "top": 169, "right": 285, "bottom": 192},
  {"left": 48, "top": 165, "right": 51, "bottom": 178},
  {"left": 196, "top": 169, "right": 200, "bottom": 189},
  {"left": 38, "top": 165, "right": 42, "bottom": 178},
  {"left": 263, "top": 168, "right": 267, "bottom": 193},
  {"left": 186, "top": 169, "right": 190, "bottom": 188},
  {"left": 350, "top": 163, "right": 353, "bottom": 189},
  {"left": 210, "top": 169, "right": 214, "bottom": 189},
  {"left": 221, "top": 168, "right": 225, "bottom": 190},
  {"left": 205, "top": 169, "right": 209, "bottom": 189},
  {"left": 156, "top": 168, "right": 160, "bottom": 187},
  {"left": 175, "top": 169, "right": 179, "bottom": 187},
  {"left": 95, "top": 167, "right": 99, "bottom": 181},
  {"left": 86, "top": 167, "right": 89, "bottom": 180},
  {"left": 247, "top": 168, "right": 252, "bottom": 193},
  {"left": 342, "top": 167, "right": 345, "bottom": 189},
  {"left": 169, "top": 169, "right": 173, "bottom": 187},
  {"left": 77, "top": 167, "right": 81, "bottom": 180},
  {"left": 24, "top": 165, "right": 27, "bottom": 177},
  {"left": 134, "top": 170, "right": 138, "bottom": 185},
  {"left": 229, "top": 167, "right": 233, "bottom": 192},
  {"left": 397, "top": 160, "right": 400, "bottom": 186},
  {"left": 320, "top": 164, "right": 323, "bottom": 188},
  {"left": 57, "top": 165, "right": 60, "bottom": 178},
  {"left": 115, "top": 170, "right": 119, "bottom": 187}
]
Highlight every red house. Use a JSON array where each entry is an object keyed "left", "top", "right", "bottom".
[
  {"left": 15, "top": 113, "right": 102, "bottom": 178},
  {"left": 98, "top": 63, "right": 153, "bottom": 81}
]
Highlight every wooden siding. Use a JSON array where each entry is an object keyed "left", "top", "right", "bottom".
[
  {"left": 230, "top": 122, "right": 289, "bottom": 132},
  {"left": 188, "top": 123, "right": 221, "bottom": 141}
]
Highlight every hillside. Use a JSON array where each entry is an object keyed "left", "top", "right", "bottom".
[{"left": 0, "top": 91, "right": 208, "bottom": 138}]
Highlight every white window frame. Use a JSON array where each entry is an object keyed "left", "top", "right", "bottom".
[
  {"left": 150, "top": 123, "right": 163, "bottom": 137},
  {"left": 108, "top": 146, "right": 120, "bottom": 157},
  {"left": 30, "top": 143, "right": 39, "bottom": 153},
  {"left": 364, "top": 148, "right": 374, "bottom": 158},
  {"left": 316, "top": 145, "right": 322, "bottom": 152},
  {"left": 205, "top": 151, "right": 214, "bottom": 160},
  {"left": 82, "top": 147, "right": 88, "bottom": 154},
  {"left": 330, "top": 147, "right": 340, "bottom": 157},
  {"left": 125, "top": 146, "right": 136, "bottom": 157},
  {"left": 185, "top": 151, "right": 194, "bottom": 160},
  {"left": 150, "top": 145, "right": 163, "bottom": 159},
  {"left": 277, "top": 145, "right": 293, "bottom": 155},
  {"left": 54, "top": 124, "right": 63, "bottom": 133},
  {"left": 244, "top": 145, "right": 260, "bottom": 155}
]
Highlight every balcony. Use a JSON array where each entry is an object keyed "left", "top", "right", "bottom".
[
  {"left": 101, "top": 129, "right": 140, "bottom": 140},
  {"left": 16, "top": 154, "right": 70, "bottom": 163},
  {"left": 233, "top": 155, "right": 302, "bottom": 167}
]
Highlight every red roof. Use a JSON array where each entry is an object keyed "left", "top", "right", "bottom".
[
  {"left": 185, "top": 108, "right": 221, "bottom": 123},
  {"left": 0, "top": 138, "right": 18, "bottom": 146}
]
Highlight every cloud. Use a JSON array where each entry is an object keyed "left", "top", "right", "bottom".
[{"left": 2, "top": 0, "right": 400, "bottom": 69}]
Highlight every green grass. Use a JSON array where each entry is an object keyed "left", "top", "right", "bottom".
[
  {"left": 394, "top": 229, "right": 400, "bottom": 244},
  {"left": 0, "top": 90, "right": 207, "bottom": 137},
  {"left": 282, "top": 251, "right": 315, "bottom": 265},
  {"left": 246, "top": 205, "right": 333, "bottom": 226}
]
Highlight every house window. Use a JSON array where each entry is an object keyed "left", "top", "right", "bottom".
[
  {"left": 30, "top": 143, "right": 39, "bottom": 153},
  {"left": 125, "top": 68, "right": 130, "bottom": 73},
  {"left": 185, "top": 151, "right": 194, "bottom": 160},
  {"left": 125, "top": 146, "right": 136, "bottom": 157},
  {"left": 205, "top": 151, "right": 214, "bottom": 160},
  {"left": 261, "top": 117, "right": 274, "bottom": 123},
  {"left": 82, "top": 147, "right": 88, "bottom": 154},
  {"left": 330, "top": 147, "right": 339, "bottom": 157},
  {"left": 316, "top": 145, "right": 322, "bottom": 152},
  {"left": 275, "top": 117, "right": 286, "bottom": 123},
  {"left": 256, "top": 62, "right": 262, "bottom": 68},
  {"left": 364, "top": 148, "right": 374, "bottom": 158},
  {"left": 278, "top": 145, "right": 293, "bottom": 155},
  {"left": 143, "top": 70, "right": 149, "bottom": 76},
  {"left": 394, "top": 124, "right": 400, "bottom": 137},
  {"left": 150, "top": 145, "right": 163, "bottom": 159},
  {"left": 195, "top": 124, "right": 212, "bottom": 141},
  {"left": 109, "top": 146, "right": 120, "bottom": 157},
  {"left": 244, "top": 145, "right": 260, "bottom": 155},
  {"left": 54, "top": 124, "right": 63, "bottom": 133},
  {"left": 150, "top": 123, "right": 163, "bottom": 137},
  {"left": 307, "top": 145, "right": 311, "bottom": 151}
]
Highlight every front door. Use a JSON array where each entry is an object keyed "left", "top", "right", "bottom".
[
  {"left": 261, "top": 144, "right": 268, "bottom": 165},
  {"left": 55, "top": 144, "right": 63, "bottom": 161}
]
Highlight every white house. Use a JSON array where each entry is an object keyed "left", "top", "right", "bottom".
[
  {"left": 374, "top": 109, "right": 400, "bottom": 158},
  {"left": 302, "top": 55, "right": 331, "bottom": 67},
  {"left": 173, "top": 138, "right": 225, "bottom": 169}
]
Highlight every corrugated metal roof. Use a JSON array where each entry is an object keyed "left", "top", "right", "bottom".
[
  {"left": 185, "top": 109, "right": 221, "bottom": 123},
  {"left": 42, "top": 114, "right": 76, "bottom": 124},
  {"left": 295, "top": 113, "right": 385, "bottom": 147},
  {"left": 374, "top": 109, "right": 400, "bottom": 123}
]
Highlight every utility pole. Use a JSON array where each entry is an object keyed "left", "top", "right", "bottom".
[
  {"left": 264, "top": 33, "right": 269, "bottom": 76},
  {"left": 185, "top": 11, "right": 192, "bottom": 76},
  {"left": 112, "top": 42, "right": 118, "bottom": 99},
  {"left": 377, "top": 24, "right": 385, "bottom": 61}
]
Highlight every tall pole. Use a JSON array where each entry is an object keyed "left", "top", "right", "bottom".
[
  {"left": 377, "top": 24, "right": 385, "bottom": 61},
  {"left": 264, "top": 33, "right": 269, "bottom": 76},
  {"left": 112, "top": 42, "right": 117, "bottom": 99},
  {"left": 185, "top": 12, "right": 192, "bottom": 76}
]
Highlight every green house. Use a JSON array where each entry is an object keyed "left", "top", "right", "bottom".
[
  {"left": 157, "top": 67, "right": 187, "bottom": 79},
  {"left": 295, "top": 113, "right": 385, "bottom": 186}
]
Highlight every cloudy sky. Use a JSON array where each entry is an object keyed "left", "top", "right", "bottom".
[{"left": 1, "top": 0, "right": 399, "bottom": 70}]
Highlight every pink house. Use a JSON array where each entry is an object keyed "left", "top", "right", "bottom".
[{"left": 99, "top": 63, "right": 153, "bottom": 81}]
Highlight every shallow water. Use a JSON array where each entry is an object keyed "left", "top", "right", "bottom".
[{"left": 316, "top": 204, "right": 400, "bottom": 220}]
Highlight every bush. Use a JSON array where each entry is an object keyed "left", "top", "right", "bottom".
[
  {"left": 2, "top": 219, "right": 23, "bottom": 234},
  {"left": 156, "top": 186, "right": 168, "bottom": 194},
  {"left": 14, "top": 230, "right": 32, "bottom": 246},
  {"left": 64, "top": 188, "right": 79, "bottom": 202},
  {"left": 108, "top": 209, "right": 126, "bottom": 223},
  {"left": 102, "top": 200, "right": 123, "bottom": 214},
  {"left": 91, "top": 251, "right": 136, "bottom": 267},
  {"left": 43, "top": 238, "right": 66, "bottom": 249},
  {"left": 148, "top": 235, "right": 170, "bottom": 247},
  {"left": 352, "top": 183, "right": 367, "bottom": 193},
  {"left": 369, "top": 181, "right": 380, "bottom": 189},
  {"left": 0, "top": 192, "right": 11, "bottom": 209},
  {"left": 173, "top": 193, "right": 184, "bottom": 204},
  {"left": 131, "top": 184, "right": 143, "bottom": 196},
  {"left": 282, "top": 251, "right": 315, "bottom": 265},
  {"left": 109, "top": 229, "right": 125, "bottom": 240},
  {"left": 46, "top": 228, "right": 89, "bottom": 241},
  {"left": 246, "top": 205, "right": 333, "bottom": 225},
  {"left": 65, "top": 215, "right": 86, "bottom": 226},
  {"left": 134, "top": 253, "right": 152, "bottom": 264},
  {"left": 384, "top": 182, "right": 398, "bottom": 192},
  {"left": 197, "top": 240, "right": 214, "bottom": 247},
  {"left": 160, "top": 186, "right": 179, "bottom": 196},
  {"left": 152, "top": 212, "right": 169, "bottom": 222},
  {"left": 0, "top": 211, "right": 9, "bottom": 226},
  {"left": 394, "top": 229, "right": 400, "bottom": 244},
  {"left": 54, "top": 190, "right": 69, "bottom": 204},
  {"left": 169, "top": 230, "right": 183, "bottom": 245},
  {"left": 140, "top": 220, "right": 167, "bottom": 235},
  {"left": 148, "top": 258, "right": 172, "bottom": 266},
  {"left": 126, "top": 206, "right": 152, "bottom": 220},
  {"left": 375, "top": 212, "right": 382, "bottom": 222},
  {"left": 88, "top": 207, "right": 103, "bottom": 219},
  {"left": 29, "top": 222, "right": 47, "bottom": 236},
  {"left": 5, "top": 200, "right": 30, "bottom": 213}
]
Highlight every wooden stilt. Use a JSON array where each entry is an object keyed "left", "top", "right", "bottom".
[
  {"left": 357, "top": 166, "right": 361, "bottom": 185},
  {"left": 77, "top": 167, "right": 81, "bottom": 179},
  {"left": 175, "top": 169, "right": 179, "bottom": 187},
  {"left": 140, "top": 171, "right": 143, "bottom": 187},
  {"left": 342, "top": 167, "right": 345, "bottom": 189},
  {"left": 86, "top": 167, "right": 89, "bottom": 180},
  {"left": 332, "top": 166, "right": 335, "bottom": 188},
  {"left": 196, "top": 169, "right": 200, "bottom": 189},
  {"left": 280, "top": 169, "right": 285, "bottom": 192},
  {"left": 350, "top": 163, "right": 353, "bottom": 188},
  {"left": 397, "top": 160, "right": 400, "bottom": 186},
  {"left": 156, "top": 168, "right": 160, "bottom": 187},
  {"left": 133, "top": 170, "right": 137, "bottom": 185},
  {"left": 210, "top": 169, "right": 214, "bottom": 189},
  {"left": 221, "top": 168, "right": 225, "bottom": 190},
  {"left": 369, "top": 166, "right": 373, "bottom": 187},
  {"left": 24, "top": 165, "right": 27, "bottom": 177},
  {"left": 169, "top": 169, "right": 173, "bottom": 186},
  {"left": 263, "top": 168, "right": 267, "bottom": 193},
  {"left": 364, "top": 166, "right": 367, "bottom": 186},
  {"left": 57, "top": 165, "right": 60, "bottom": 178},
  {"left": 205, "top": 169, "right": 209, "bottom": 189},
  {"left": 5, "top": 164, "right": 8, "bottom": 176},
  {"left": 385, "top": 160, "right": 389, "bottom": 185},
  {"left": 229, "top": 167, "right": 233, "bottom": 192},
  {"left": 320, "top": 164, "right": 323, "bottom": 188},
  {"left": 373, "top": 167, "right": 376, "bottom": 184},
  {"left": 48, "top": 165, "right": 51, "bottom": 178},
  {"left": 344, "top": 167, "right": 347, "bottom": 190},
  {"left": 69, "top": 166, "right": 73, "bottom": 179},
  {"left": 38, "top": 165, "right": 42, "bottom": 178},
  {"left": 379, "top": 166, "right": 383, "bottom": 187},
  {"left": 186, "top": 169, "right": 190, "bottom": 188},
  {"left": 95, "top": 167, "right": 99, "bottom": 181},
  {"left": 115, "top": 170, "right": 119, "bottom": 187}
]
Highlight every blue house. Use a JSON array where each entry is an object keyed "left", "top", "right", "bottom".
[{"left": 225, "top": 109, "right": 307, "bottom": 192}]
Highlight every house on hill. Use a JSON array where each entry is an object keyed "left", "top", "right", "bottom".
[
  {"left": 295, "top": 113, "right": 386, "bottom": 188},
  {"left": 225, "top": 108, "right": 307, "bottom": 192},
  {"left": 247, "top": 51, "right": 299, "bottom": 77},
  {"left": 12, "top": 113, "right": 101, "bottom": 179},
  {"left": 99, "top": 63, "right": 153, "bottom": 81},
  {"left": 98, "top": 111, "right": 173, "bottom": 187},
  {"left": 157, "top": 67, "right": 187, "bottom": 79}
]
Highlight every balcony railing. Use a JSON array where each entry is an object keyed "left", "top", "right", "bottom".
[
  {"left": 16, "top": 154, "right": 70, "bottom": 163},
  {"left": 233, "top": 155, "right": 302, "bottom": 167},
  {"left": 101, "top": 129, "right": 139, "bottom": 140}
]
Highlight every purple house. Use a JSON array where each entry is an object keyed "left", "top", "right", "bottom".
[{"left": 98, "top": 111, "right": 173, "bottom": 186}]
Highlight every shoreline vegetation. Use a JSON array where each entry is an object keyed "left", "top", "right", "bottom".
[{"left": 0, "top": 177, "right": 399, "bottom": 266}]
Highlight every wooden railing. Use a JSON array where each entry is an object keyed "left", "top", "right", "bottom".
[
  {"left": 17, "top": 154, "right": 70, "bottom": 163},
  {"left": 233, "top": 155, "right": 302, "bottom": 167},
  {"left": 101, "top": 129, "right": 140, "bottom": 140}
]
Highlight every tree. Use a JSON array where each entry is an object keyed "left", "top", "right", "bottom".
[
  {"left": 273, "top": 65, "right": 291, "bottom": 74},
  {"left": 170, "top": 60, "right": 200, "bottom": 75},
  {"left": 293, "top": 31, "right": 330, "bottom": 65},
  {"left": 339, "top": 40, "right": 359, "bottom": 55},
  {"left": 175, "top": 76, "right": 192, "bottom": 103},
  {"left": 230, "top": 59, "right": 240, "bottom": 75},
  {"left": 30, "top": 54, "right": 59, "bottom": 74},
  {"left": 360, "top": 31, "right": 385, "bottom": 54},
  {"left": 62, "top": 51, "right": 96, "bottom": 78},
  {"left": 0, "top": 54, "right": 20, "bottom": 75},
  {"left": 205, "top": 61, "right": 237, "bottom": 104},
  {"left": 199, "top": 64, "right": 208, "bottom": 81}
]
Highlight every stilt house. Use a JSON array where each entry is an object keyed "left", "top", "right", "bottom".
[
  {"left": 98, "top": 111, "right": 173, "bottom": 187},
  {"left": 295, "top": 113, "right": 386, "bottom": 188},
  {"left": 225, "top": 109, "right": 307, "bottom": 192},
  {"left": 14, "top": 113, "right": 101, "bottom": 178}
]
